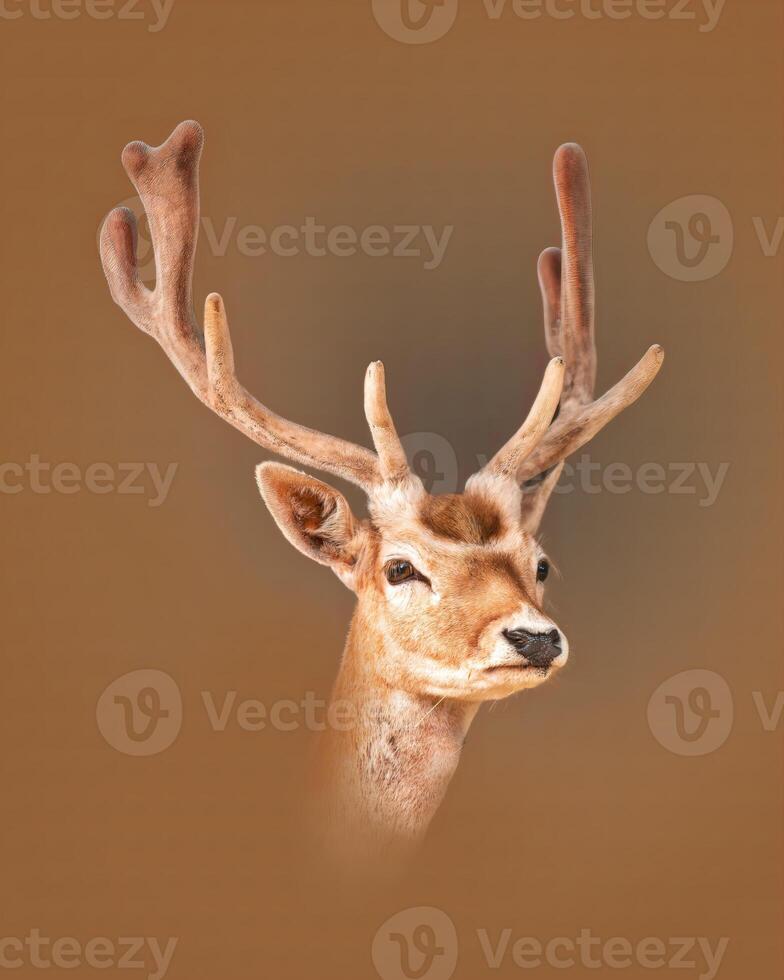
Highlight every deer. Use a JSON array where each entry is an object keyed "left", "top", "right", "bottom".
[{"left": 100, "top": 121, "right": 663, "bottom": 859}]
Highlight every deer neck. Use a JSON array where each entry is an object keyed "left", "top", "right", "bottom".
[{"left": 317, "top": 606, "right": 479, "bottom": 857}]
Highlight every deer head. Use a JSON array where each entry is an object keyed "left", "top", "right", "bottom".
[{"left": 100, "top": 120, "right": 662, "bottom": 724}]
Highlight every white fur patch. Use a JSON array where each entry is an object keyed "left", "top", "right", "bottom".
[{"left": 370, "top": 476, "right": 425, "bottom": 520}]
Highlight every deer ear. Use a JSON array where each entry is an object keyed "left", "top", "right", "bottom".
[
  {"left": 520, "top": 462, "right": 564, "bottom": 534},
  {"left": 255, "top": 462, "right": 363, "bottom": 586}
]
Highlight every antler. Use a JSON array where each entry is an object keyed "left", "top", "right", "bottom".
[
  {"left": 482, "top": 143, "right": 663, "bottom": 484},
  {"left": 101, "top": 125, "right": 659, "bottom": 501},
  {"left": 100, "top": 120, "right": 391, "bottom": 491}
]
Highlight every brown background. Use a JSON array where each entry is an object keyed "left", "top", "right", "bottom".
[{"left": 1, "top": 0, "right": 782, "bottom": 978}]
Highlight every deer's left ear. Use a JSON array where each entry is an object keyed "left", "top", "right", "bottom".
[
  {"left": 520, "top": 462, "right": 564, "bottom": 534},
  {"left": 255, "top": 462, "right": 364, "bottom": 589}
]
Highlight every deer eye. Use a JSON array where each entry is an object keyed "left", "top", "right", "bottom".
[
  {"left": 536, "top": 559, "right": 550, "bottom": 583},
  {"left": 385, "top": 560, "right": 417, "bottom": 585}
]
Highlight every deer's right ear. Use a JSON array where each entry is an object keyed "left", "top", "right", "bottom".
[{"left": 255, "top": 462, "right": 363, "bottom": 589}]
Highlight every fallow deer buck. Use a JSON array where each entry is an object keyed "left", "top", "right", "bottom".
[{"left": 100, "top": 121, "right": 663, "bottom": 857}]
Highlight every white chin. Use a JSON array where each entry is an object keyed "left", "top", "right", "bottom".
[{"left": 478, "top": 661, "right": 564, "bottom": 699}]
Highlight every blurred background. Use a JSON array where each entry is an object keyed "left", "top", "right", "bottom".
[{"left": 0, "top": 1, "right": 781, "bottom": 977}]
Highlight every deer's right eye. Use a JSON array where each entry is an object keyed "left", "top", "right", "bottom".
[{"left": 385, "top": 560, "right": 417, "bottom": 585}]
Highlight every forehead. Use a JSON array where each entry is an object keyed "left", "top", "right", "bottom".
[
  {"left": 419, "top": 493, "right": 503, "bottom": 545},
  {"left": 369, "top": 481, "right": 531, "bottom": 555}
]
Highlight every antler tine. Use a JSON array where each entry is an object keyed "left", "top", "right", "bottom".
[
  {"left": 201, "top": 293, "right": 379, "bottom": 485},
  {"left": 100, "top": 121, "right": 381, "bottom": 491},
  {"left": 554, "top": 143, "right": 597, "bottom": 403},
  {"left": 101, "top": 121, "right": 206, "bottom": 390},
  {"left": 363, "top": 362, "right": 411, "bottom": 484},
  {"left": 482, "top": 357, "right": 565, "bottom": 480},
  {"left": 537, "top": 246, "right": 563, "bottom": 360},
  {"left": 479, "top": 144, "right": 663, "bottom": 489},
  {"left": 514, "top": 143, "right": 664, "bottom": 481},
  {"left": 517, "top": 344, "right": 664, "bottom": 482}
]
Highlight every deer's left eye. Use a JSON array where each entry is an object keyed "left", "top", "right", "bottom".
[
  {"left": 385, "top": 560, "right": 417, "bottom": 585},
  {"left": 536, "top": 559, "right": 550, "bottom": 583}
]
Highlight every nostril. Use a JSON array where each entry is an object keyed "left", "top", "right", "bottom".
[
  {"left": 503, "top": 628, "right": 532, "bottom": 648},
  {"left": 502, "top": 628, "right": 560, "bottom": 647},
  {"left": 502, "top": 627, "right": 562, "bottom": 666}
]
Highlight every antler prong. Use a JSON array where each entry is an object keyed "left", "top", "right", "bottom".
[
  {"left": 485, "top": 357, "right": 565, "bottom": 479},
  {"left": 553, "top": 142, "right": 596, "bottom": 403},
  {"left": 102, "top": 125, "right": 662, "bottom": 504},
  {"left": 364, "top": 362, "right": 410, "bottom": 484},
  {"left": 517, "top": 344, "right": 664, "bottom": 482},
  {"left": 101, "top": 121, "right": 381, "bottom": 492},
  {"left": 478, "top": 142, "right": 662, "bottom": 491},
  {"left": 537, "top": 246, "right": 562, "bottom": 360},
  {"left": 204, "top": 292, "right": 236, "bottom": 402},
  {"left": 100, "top": 206, "right": 149, "bottom": 325}
]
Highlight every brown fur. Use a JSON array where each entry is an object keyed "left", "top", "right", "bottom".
[{"left": 420, "top": 493, "right": 503, "bottom": 544}]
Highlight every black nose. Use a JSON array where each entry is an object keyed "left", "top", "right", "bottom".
[{"left": 502, "top": 628, "right": 562, "bottom": 668}]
